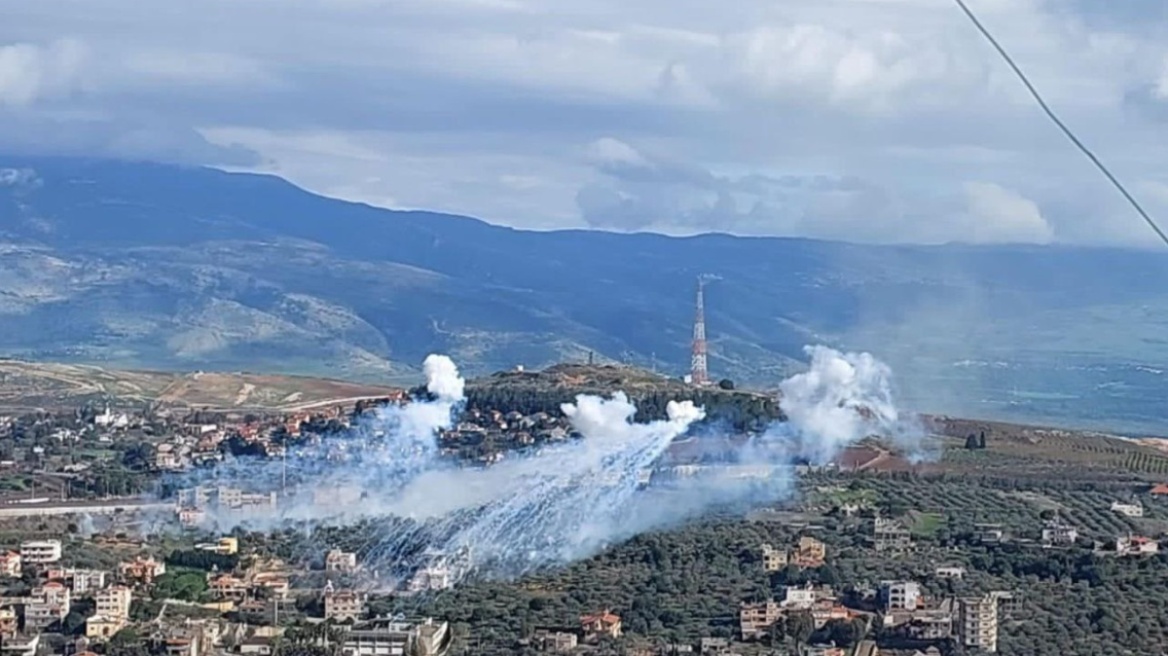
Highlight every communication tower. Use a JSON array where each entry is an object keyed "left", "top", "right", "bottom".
[{"left": 691, "top": 275, "right": 718, "bottom": 385}]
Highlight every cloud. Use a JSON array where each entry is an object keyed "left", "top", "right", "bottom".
[
  {"left": 961, "top": 181, "right": 1053, "bottom": 244},
  {"left": 0, "top": 39, "right": 86, "bottom": 107},
  {"left": 574, "top": 137, "right": 1057, "bottom": 244},
  {"left": 2, "top": 1, "right": 1168, "bottom": 243}
]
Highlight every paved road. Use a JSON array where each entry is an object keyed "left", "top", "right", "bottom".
[{"left": 0, "top": 498, "right": 171, "bottom": 518}]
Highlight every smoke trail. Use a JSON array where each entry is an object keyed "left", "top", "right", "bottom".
[{"left": 166, "top": 345, "right": 927, "bottom": 584}]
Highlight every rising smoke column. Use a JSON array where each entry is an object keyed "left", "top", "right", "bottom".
[
  {"left": 775, "top": 345, "right": 925, "bottom": 464},
  {"left": 173, "top": 354, "right": 466, "bottom": 529}
]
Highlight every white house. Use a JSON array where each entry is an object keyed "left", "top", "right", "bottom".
[{"left": 1110, "top": 501, "right": 1144, "bottom": 518}]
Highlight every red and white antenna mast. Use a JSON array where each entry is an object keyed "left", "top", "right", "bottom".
[{"left": 691, "top": 274, "right": 718, "bottom": 386}]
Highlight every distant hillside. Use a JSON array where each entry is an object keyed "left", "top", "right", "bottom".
[
  {"left": 0, "top": 360, "right": 399, "bottom": 412},
  {"left": 3, "top": 156, "right": 1168, "bottom": 431}
]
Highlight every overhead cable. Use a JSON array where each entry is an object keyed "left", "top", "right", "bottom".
[{"left": 952, "top": 0, "right": 1168, "bottom": 247}]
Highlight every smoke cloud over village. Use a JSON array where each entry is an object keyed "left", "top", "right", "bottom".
[{"left": 167, "top": 346, "right": 925, "bottom": 585}]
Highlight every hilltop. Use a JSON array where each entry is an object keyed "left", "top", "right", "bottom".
[
  {"left": 465, "top": 363, "right": 782, "bottom": 431},
  {"left": 473, "top": 363, "right": 709, "bottom": 395}
]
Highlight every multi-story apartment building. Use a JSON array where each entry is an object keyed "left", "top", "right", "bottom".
[
  {"left": 872, "top": 518, "right": 913, "bottom": 552},
  {"left": 325, "top": 589, "right": 366, "bottom": 622},
  {"left": 959, "top": 595, "right": 999, "bottom": 653},
  {"left": 739, "top": 601, "right": 782, "bottom": 640},
  {"left": 96, "top": 585, "right": 133, "bottom": 620},
  {"left": 881, "top": 581, "right": 922, "bottom": 611},
  {"left": 760, "top": 543, "right": 788, "bottom": 572},
  {"left": 341, "top": 617, "right": 449, "bottom": 656},
  {"left": 791, "top": 536, "right": 826, "bottom": 567},
  {"left": 20, "top": 540, "right": 62, "bottom": 565},
  {"left": 26, "top": 582, "right": 70, "bottom": 630}
]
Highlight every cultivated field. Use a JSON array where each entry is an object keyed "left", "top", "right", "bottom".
[{"left": 0, "top": 359, "right": 401, "bottom": 411}]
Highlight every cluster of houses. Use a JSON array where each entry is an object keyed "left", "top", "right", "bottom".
[
  {"left": 0, "top": 539, "right": 150, "bottom": 643},
  {"left": 0, "top": 533, "right": 454, "bottom": 656},
  {"left": 526, "top": 609, "right": 623, "bottom": 653},
  {"left": 740, "top": 541, "right": 1021, "bottom": 656},
  {"left": 437, "top": 408, "right": 576, "bottom": 463}
]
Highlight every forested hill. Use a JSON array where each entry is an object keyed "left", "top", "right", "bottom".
[{"left": 433, "top": 364, "right": 783, "bottom": 432}]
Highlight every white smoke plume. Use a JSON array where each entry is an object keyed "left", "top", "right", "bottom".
[
  {"left": 777, "top": 345, "right": 923, "bottom": 463},
  {"left": 166, "top": 345, "right": 926, "bottom": 585},
  {"left": 423, "top": 354, "right": 465, "bottom": 402}
]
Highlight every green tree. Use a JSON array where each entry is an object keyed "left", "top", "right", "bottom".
[
  {"left": 108, "top": 628, "right": 149, "bottom": 656},
  {"left": 786, "top": 611, "right": 815, "bottom": 648}
]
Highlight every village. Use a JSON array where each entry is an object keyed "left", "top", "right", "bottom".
[
  {"left": 0, "top": 391, "right": 1163, "bottom": 655},
  {"left": 0, "top": 465, "right": 1161, "bottom": 656}
]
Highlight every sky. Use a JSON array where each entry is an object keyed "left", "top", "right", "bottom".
[{"left": 3, "top": 0, "right": 1168, "bottom": 246}]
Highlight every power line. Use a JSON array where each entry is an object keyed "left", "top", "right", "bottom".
[{"left": 951, "top": 0, "right": 1168, "bottom": 248}]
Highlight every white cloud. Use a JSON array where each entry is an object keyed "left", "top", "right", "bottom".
[
  {"left": 0, "top": 39, "right": 87, "bottom": 107},
  {"left": 961, "top": 181, "right": 1054, "bottom": 244},
  {"left": 2, "top": 0, "right": 1168, "bottom": 244}
]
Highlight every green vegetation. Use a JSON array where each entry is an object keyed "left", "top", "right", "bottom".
[
  {"left": 909, "top": 511, "right": 945, "bottom": 538},
  {"left": 458, "top": 364, "right": 783, "bottom": 431},
  {"left": 151, "top": 569, "right": 209, "bottom": 602},
  {"left": 166, "top": 549, "right": 238, "bottom": 572},
  {"left": 355, "top": 461, "right": 1168, "bottom": 656}
]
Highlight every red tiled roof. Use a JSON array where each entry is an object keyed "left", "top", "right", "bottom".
[
  {"left": 1151, "top": 484, "right": 1168, "bottom": 495},
  {"left": 834, "top": 446, "right": 881, "bottom": 470},
  {"left": 581, "top": 612, "right": 620, "bottom": 626}
]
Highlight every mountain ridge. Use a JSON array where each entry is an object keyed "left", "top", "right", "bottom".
[{"left": 3, "top": 155, "right": 1168, "bottom": 432}]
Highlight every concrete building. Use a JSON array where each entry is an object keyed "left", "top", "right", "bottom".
[
  {"left": 580, "top": 610, "right": 622, "bottom": 642},
  {"left": 48, "top": 568, "right": 109, "bottom": 595},
  {"left": 0, "top": 552, "right": 19, "bottom": 578},
  {"left": 881, "top": 581, "right": 922, "bottom": 611},
  {"left": 781, "top": 585, "right": 817, "bottom": 610},
  {"left": 531, "top": 629, "right": 577, "bottom": 653},
  {"left": 934, "top": 566, "right": 966, "bottom": 580},
  {"left": 119, "top": 556, "right": 166, "bottom": 585},
  {"left": 325, "top": 589, "right": 366, "bottom": 622},
  {"left": 95, "top": 586, "right": 133, "bottom": 621},
  {"left": 195, "top": 537, "right": 238, "bottom": 556},
  {"left": 86, "top": 615, "right": 126, "bottom": 640},
  {"left": 872, "top": 518, "right": 912, "bottom": 552},
  {"left": 326, "top": 549, "right": 358, "bottom": 573},
  {"left": 975, "top": 524, "right": 1006, "bottom": 545},
  {"left": 0, "top": 634, "right": 39, "bottom": 656},
  {"left": 407, "top": 565, "right": 453, "bottom": 593},
  {"left": 958, "top": 595, "right": 999, "bottom": 653},
  {"left": 760, "top": 543, "right": 788, "bottom": 572},
  {"left": 178, "top": 485, "right": 277, "bottom": 512},
  {"left": 26, "top": 582, "right": 71, "bottom": 630},
  {"left": 341, "top": 617, "right": 449, "bottom": 656},
  {"left": 791, "top": 536, "right": 826, "bottom": 567},
  {"left": 1110, "top": 501, "right": 1144, "bottom": 517},
  {"left": 1041, "top": 519, "right": 1078, "bottom": 546},
  {"left": 20, "top": 539, "right": 62, "bottom": 564},
  {"left": 739, "top": 601, "right": 782, "bottom": 640},
  {"left": 1116, "top": 535, "right": 1159, "bottom": 556}
]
